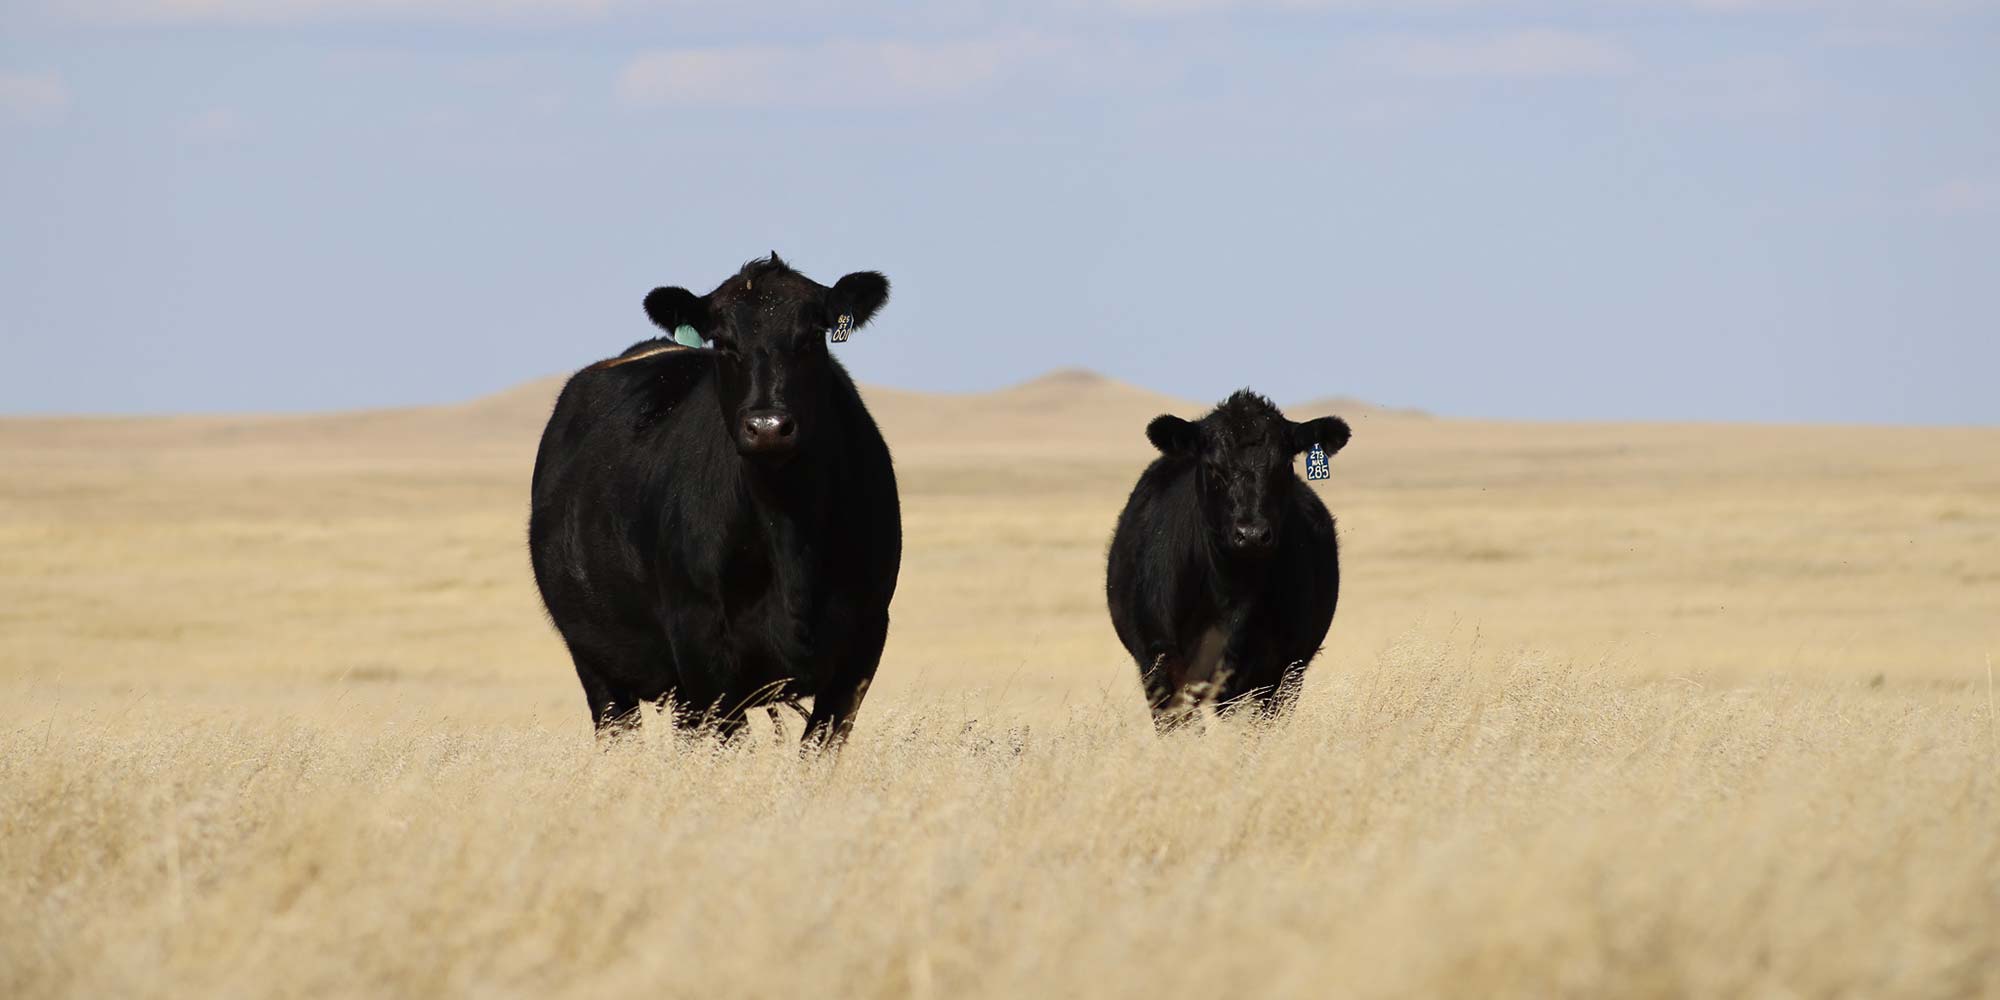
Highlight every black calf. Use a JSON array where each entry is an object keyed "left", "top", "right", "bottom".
[{"left": 1105, "top": 391, "right": 1350, "bottom": 729}]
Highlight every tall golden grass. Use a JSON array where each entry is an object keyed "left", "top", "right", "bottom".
[
  {"left": 7, "top": 642, "right": 1995, "bottom": 997},
  {"left": 2, "top": 372, "right": 1997, "bottom": 996}
]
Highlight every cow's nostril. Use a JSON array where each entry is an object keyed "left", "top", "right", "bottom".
[
  {"left": 1233, "top": 524, "right": 1273, "bottom": 547},
  {"left": 740, "top": 411, "right": 798, "bottom": 451}
]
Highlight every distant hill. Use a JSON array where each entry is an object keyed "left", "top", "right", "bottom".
[
  {"left": 0, "top": 367, "right": 1418, "bottom": 462},
  {"left": 1290, "top": 395, "right": 1433, "bottom": 422}
]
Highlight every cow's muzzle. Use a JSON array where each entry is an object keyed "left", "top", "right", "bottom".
[
  {"left": 738, "top": 409, "right": 798, "bottom": 456},
  {"left": 1228, "top": 521, "right": 1275, "bottom": 552}
]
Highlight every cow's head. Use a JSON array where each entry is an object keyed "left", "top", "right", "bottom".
[
  {"left": 643, "top": 254, "right": 889, "bottom": 462},
  {"left": 1145, "top": 391, "right": 1349, "bottom": 554}
]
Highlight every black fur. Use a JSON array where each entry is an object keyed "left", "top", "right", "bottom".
[
  {"left": 1105, "top": 391, "right": 1350, "bottom": 730},
  {"left": 529, "top": 255, "right": 899, "bottom": 747}
]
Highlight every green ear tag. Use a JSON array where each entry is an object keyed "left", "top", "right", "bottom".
[{"left": 672, "top": 324, "right": 704, "bottom": 348}]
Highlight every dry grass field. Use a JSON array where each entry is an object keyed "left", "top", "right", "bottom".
[{"left": 2, "top": 369, "right": 1997, "bottom": 997}]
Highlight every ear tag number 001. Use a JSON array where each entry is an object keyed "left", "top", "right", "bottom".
[
  {"left": 1306, "top": 443, "right": 1330, "bottom": 481},
  {"left": 831, "top": 313, "right": 854, "bottom": 343}
]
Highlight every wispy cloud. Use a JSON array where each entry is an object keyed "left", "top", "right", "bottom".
[
  {"left": 619, "top": 35, "right": 1096, "bottom": 109},
  {"left": 1632, "top": 54, "right": 1811, "bottom": 119},
  {"left": 1114, "top": 0, "right": 1843, "bottom": 12},
  {"left": 66, "top": 0, "right": 614, "bottom": 24},
  {"left": 0, "top": 71, "right": 70, "bottom": 122},
  {"left": 1923, "top": 177, "right": 2000, "bottom": 217},
  {"left": 1357, "top": 29, "right": 1634, "bottom": 80},
  {"left": 180, "top": 107, "right": 241, "bottom": 139},
  {"left": 63, "top": 0, "right": 1947, "bottom": 24}
]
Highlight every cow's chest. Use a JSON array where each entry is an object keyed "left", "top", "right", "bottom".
[{"left": 711, "top": 518, "right": 827, "bottom": 628}]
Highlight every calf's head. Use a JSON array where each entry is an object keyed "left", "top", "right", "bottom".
[
  {"left": 1146, "top": 391, "right": 1350, "bottom": 554},
  {"left": 643, "top": 254, "right": 889, "bottom": 461}
]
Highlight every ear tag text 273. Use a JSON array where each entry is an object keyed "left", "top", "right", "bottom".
[
  {"left": 831, "top": 313, "right": 854, "bottom": 343},
  {"left": 1305, "top": 443, "right": 1330, "bottom": 481}
]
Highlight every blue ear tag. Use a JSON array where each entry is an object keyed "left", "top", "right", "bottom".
[
  {"left": 671, "top": 324, "right": 705, "bottom": 349},
  {"left": 831, "top": 313, "right": 854, "bottom": 343},
  {"left": 1306, "top": 443, "right": 1331, "bottom": 481}
]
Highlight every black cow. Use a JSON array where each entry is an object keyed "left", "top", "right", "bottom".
[
  {"left": 1105, "top": 391, "right": 1350, "bottom": 729},
  {"left": 529, "top": 254, "right": 900, "bottom": 747}
]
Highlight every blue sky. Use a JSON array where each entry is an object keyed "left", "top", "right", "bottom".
[{"left": 2, "top": 1, "right": 1995, "bottom": 423}]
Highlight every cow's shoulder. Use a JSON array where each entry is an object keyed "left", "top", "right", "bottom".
[
  {"left": 1283, "top": 475, "right": 1336, "bottom": 537},
  {"left": 1125, "top": 456, "right": 1197, "bottom": 516},
  {"left": 819, "top": 359, "right": 894, "bottom": 465}
]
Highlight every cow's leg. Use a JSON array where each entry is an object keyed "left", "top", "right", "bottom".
[
  {"left": 656, "top": 690, "right": 755, "bottom": 744},
  {"left": 663, "top": 683, "right": 752, "bottom": 742},
  {"left": 802, "top": 612, "right": 888, "bottom": 752},
  {"left": 1141, "top": 649, "right": 1202, "bottom": 733},
  {"left": 1257, "top": 659, "right": 1310, "bottom": 721},
  {"left": 1218, "top": 606, "right": 1313, "bottom": 723},
  {"left": 557, "top": 627, "right": 649, "bottom": 744},
  {"left": 576, "top": 660, "right": 643, "bottom": 745},
  {"left": 660, "top": 600, "right": 739, "bottom": 737},
  {"left": 759, "top": 697, "right": 810, "bottom": 746},
  {"left": 1223, "top": 628, "right": 1311, "bottom": 723},
  {"left": 1213, "top": 628, "right": 1286, "bottom": 722},
  {"left": 1222, "top": 666, "right": 1286, "bottom": 720},
  {"left": 802, "top": 675, "right": 872, "bottom": 752}
]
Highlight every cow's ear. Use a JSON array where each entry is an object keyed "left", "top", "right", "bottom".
[
  {"left": 824, "top": 272, "right": 890, "bottom": 335},
  {"left": 1290, "top": 415, "right": 1351, "bottom": 456},
  {"left": 644, "top": 286, "right": 710, "bottom": 334},
  {"left": 1147, "top": 415, "right": 1198, "bottom": 455}
]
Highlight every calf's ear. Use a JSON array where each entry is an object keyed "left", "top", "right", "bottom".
[
  {"left": 1290, "top": 415, "right": 1351, "bottom": 456},
  {"left": 1146, "top": 415, "right": 1199, "bottom": 455},
  {"left": 824, "top": 272, "right": 891, "bottom": 336},
  {"left": 644, "top": 287, "right": 711, "bottom": 334}
]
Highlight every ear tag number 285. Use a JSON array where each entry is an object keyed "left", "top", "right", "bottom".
[{"left": 1305, "top": 443, "right": 1330, "bottom": 481}]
